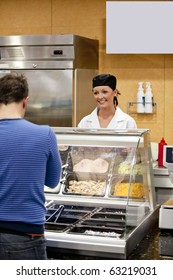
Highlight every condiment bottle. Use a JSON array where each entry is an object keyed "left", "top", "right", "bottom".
[
  {"left": 145, "top": 82, "right": 153, "bottom": 113},
  {"left": 137, "top": 82, "right": 145, "bottom": 113},
  {"left": 158, "top": 137, "right": 167, "bottom": 167}
]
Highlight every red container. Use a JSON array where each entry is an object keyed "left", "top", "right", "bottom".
[{"left": 158, "top": 138, "right": 167, "bottom": 167}]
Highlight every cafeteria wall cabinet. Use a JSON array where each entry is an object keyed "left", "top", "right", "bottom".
[{"left": 45, "top": 128, "right": 159, "bottom": 259}]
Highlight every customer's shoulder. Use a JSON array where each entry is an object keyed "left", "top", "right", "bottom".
[{"left": 23, "top": 119, "right": 52, "bottom": 134}]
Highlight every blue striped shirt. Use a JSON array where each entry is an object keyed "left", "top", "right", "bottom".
[{"left": 0, "top": 119, "right": 62, "bottom": 234}]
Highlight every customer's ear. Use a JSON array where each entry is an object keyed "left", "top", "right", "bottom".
[{"left": 22, "top": 96, "right": 29, "bottom": 109}]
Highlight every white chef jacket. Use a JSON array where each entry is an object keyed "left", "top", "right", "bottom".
[{"left": 78, "top": 107, "right": 137, "bottom": 129}]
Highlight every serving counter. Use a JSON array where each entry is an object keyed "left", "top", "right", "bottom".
[
  {"left": 47, "top": 223, "right": 173, "bottom": 260},
  {"left": 153, "top": 164, "right": 173, "bottom": 204},
  {"left": 45, "top": 128, "right": 159, "bottom": 259}
]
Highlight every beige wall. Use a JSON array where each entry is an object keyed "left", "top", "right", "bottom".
[{"left": 0, "top": 0, "right": 172, "bottom": 143}]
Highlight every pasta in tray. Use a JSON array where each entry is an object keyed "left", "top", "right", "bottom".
[{"left": 67, "top": 179, "right": 106, "bottom": 195}]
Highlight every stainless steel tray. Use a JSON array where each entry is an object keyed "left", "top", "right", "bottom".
[
  {"left": 62, "top": 172, "right": 107, "bottom": 196},
  {"left": 67, "top": 225, "right": 124, "bottom": 238}
]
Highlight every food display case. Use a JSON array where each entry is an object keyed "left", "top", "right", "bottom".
[{"left": 45, "top": 128, "right": 159, "bottom": 259}]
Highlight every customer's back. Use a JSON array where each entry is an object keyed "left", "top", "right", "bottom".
[
  {"left": 0, "top": 73, "right": 62, "bottom": 259},
  {"left": 0, "top": 118, "right": 61, "bottom": 233}
]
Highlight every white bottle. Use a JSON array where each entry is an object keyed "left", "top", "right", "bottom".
[
  {"left": 145, "top": 82, "right": 153, "bottom": 113},
  {"left": 137, "top": 82, "right": 145, "bottom": 113}
]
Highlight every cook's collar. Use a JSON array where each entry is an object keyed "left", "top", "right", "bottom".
[{"left": 88, "top": 107, "right": 126, "bottom": 122}]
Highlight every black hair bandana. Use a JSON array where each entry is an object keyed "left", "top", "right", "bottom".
[{"left": 92, "top": 74, "right": 117, "bottom": 90}]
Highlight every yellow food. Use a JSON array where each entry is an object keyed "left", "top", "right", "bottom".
[{"left": 113, "top": 182, "right": 144, "bottom": 198}]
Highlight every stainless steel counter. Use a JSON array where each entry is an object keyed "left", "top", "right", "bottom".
[
  {"left": 153, "top": 163, "right": 173, "bottom": 204},
  {"left": 44, "top": 128, "right": 159, "bottom": 260},
  {"left": 47, "top": 223, "right": 173, "bottom": 260}
]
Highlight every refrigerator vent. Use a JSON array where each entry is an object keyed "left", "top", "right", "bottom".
[{"left": 7, "top": 48, "right": 24, "bottom": 58}]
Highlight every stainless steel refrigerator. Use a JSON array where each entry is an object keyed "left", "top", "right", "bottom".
[{"left": 0, "top": 34, "right": 98, "bottom": 126}]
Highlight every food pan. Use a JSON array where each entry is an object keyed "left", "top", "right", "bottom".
[
  {"left": 55, "top": 217, "right": 79, "bottom": 224},
  {"left": 68, "top": 225, "right": 124, "bottom": 238},
  {"left": 113, "top": 161, "right": 143, "bottom": 175},
  {"left": 61, "top": 210, "right": 90, "bottom": 219},
  {"left": 62, "top": 172, "right": 107, "bottom": 196},
  {"left": 108, "top": 175, "right": 145, "bottom": 199},
  {"left": 45, "top": 223, "right": 69, "bottom": 232},
  {"left": 99, "top": 207, "right": 126, "bottom": 215},
  {"left": 90, "top": 212, "right": 126, "bottom": 222},
  {"left": 81, "top": 218, "right": 125, "bottom": 229},
  {"left": 48, "top": 204, "right": 96, "bottom": 212},
  {"left": 64, "top": 205, "right": 95, "bottom": 211}
]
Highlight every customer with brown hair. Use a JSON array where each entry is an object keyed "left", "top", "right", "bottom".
[{"left": 0, "top": 73, "right": 62, "bottom": 260}]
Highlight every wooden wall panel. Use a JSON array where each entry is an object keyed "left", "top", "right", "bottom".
[
  {"left": 0, "top": 0, "right": 52, "bottom": 35},
  {"left": 165, "top": 55, "right": 173, "bottom": 144}
]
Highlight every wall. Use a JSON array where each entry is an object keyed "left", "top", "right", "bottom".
[{"left": 0, "top": 0, "right": 172, "bottom": 143}]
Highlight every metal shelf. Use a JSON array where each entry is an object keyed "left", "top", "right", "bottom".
[{"left": 127, "top": 102, "right": 157, "bottom": 115}]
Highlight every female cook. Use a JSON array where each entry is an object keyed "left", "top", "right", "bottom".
[{"left": 78, "top": 74, "right": 137, "bottom": 129}]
